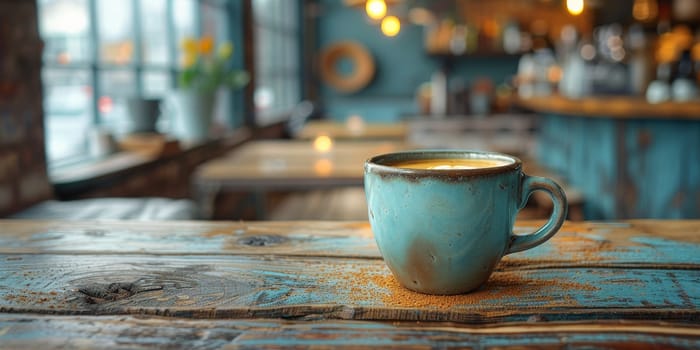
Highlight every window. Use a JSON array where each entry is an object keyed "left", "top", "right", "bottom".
[
  {"left": 38, "top": 0, "right": 234, "bottom": 166},
  {"left": 252, "top": 0, "right": 302, "bottom": 125}
]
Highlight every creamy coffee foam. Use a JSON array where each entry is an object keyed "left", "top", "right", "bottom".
[
  {"left": 426, "top": 164, "right": 479, "bottom": 170},
  {"left": 389, "top": 158, "right": 511, "bottom": 170}
]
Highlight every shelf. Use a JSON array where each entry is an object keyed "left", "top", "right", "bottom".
[{"left": 516, "top": 95, "right": 700, "bottom": 120}]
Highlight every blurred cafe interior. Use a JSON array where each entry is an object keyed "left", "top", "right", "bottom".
[{"left": 1, "top": 0, "right": 699, "bottom": 223}]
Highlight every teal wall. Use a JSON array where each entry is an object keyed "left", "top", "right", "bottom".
[{"left": 317, "top": 0, "right": 520, "bottom": 122}]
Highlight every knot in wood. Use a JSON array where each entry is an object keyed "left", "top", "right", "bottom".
[
  {"left": 527, "top": 314, "right": 547, "bottom": 322},
  {"left": 79, "top": 282, "right": 136, "bottom": 304},
  {"left": 237, "top": 234, "right": 288, "bottom": 246}
]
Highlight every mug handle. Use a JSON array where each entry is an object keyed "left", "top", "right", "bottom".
[{"left": 506, "top": 175, "right": 568, "bottom": 254}]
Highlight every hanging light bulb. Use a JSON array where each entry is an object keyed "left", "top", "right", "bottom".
[
  {"left": 566, "top": 0, "right": 584, "bottom": 15},
  {"left": 365, "top": 0, "right": 387, "bottom": 20},
  {"left": 381, "top": 15, "right": 400, "bottom": 37},
  {"left": 633, "top": 0, "right": 658, "bottom": 22}
]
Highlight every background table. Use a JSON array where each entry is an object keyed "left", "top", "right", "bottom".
[
  {"left": 0, "top": 219, "right": 698, "bottom": 348},
  {"left": 295, "top": 120, "right": 407, "bottom": 140},
  {"left": 406, "top": 114, "right": 538, "bottom": 159},
  {"left": 193, "top": 140, "right": 408, "bottom": 219}
]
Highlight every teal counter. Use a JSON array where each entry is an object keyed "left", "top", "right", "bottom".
[{"left": 518, "top": 96, "right": 700, "bottom": 219}]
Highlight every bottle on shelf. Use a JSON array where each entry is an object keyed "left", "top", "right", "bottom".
[
  {"left": 646, "top": 63, "right": 672, "bottom": 103},
  {"left": 671, "top": 49, "right": 698, "bottom": 101}
]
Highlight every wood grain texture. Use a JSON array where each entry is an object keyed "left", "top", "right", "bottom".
[
  {"left": 1, "top": 315, "right": 699, "bottom": 349},
  {"left": 537, "top": 112, "right": 700, "bottom": 219},
  {"left": 517, "top": 95, "right": 700, "bottom": 120},
  {"left": 0, "top": 219, "right": 698, "bottom": 347},
  {"left": 0, "top": 220, "right": 699, "bottom": 323},
  {"left": 1, "top": 253, "right": 698, "bottom": 322},
  {"left": 0, "top": 220, "right": 698, "bottom": 265}
]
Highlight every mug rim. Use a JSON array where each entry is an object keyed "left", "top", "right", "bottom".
[{"left": 365, "top": 149, "right": 522, "bottom": 177}]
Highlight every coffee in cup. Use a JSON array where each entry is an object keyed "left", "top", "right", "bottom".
[
  {"left": 387, "top": 157, "right": 510, "bottom": 170},
  {"left": 364, "top": 150, "right": 567, "bottom": 295}
]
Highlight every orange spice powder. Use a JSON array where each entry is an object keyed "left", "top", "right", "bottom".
[{"left": 345, "top": 263, "right": 599, "bottom": 310}]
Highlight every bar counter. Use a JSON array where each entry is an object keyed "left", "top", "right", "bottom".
[
  {"left": 517, "top": 95, "right": 700, "bottom": 220},
  {"left": 517, "top": 95, "right": 700, "bottom": 120}
]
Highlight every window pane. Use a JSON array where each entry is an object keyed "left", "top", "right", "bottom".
[
  {"left": 285, "top": 76, "right": 300, "bottom": 109},
  {"left": 96, "top": 0, "right": 135, "bottom": 65},
  {"left": 201, "top": 3, "right": 229, "bottom": 41},
  {"left": 142, "top": 71, "right": 172, "bottom": 97},
  {"left": 173, "top": 0, "right": 197, "bottom": 66},
  {"left": 42, "top": 68, "right": 92, "bottom": 162},
  {"left": 282, "top": 0, "right": 296, "bottom": 30},
  {"left": 253, "top": 0, "right": 272, "bottom": 24},
  {"left": 38, "top": 0, "right": 91, "bottom": 64},
  {"left": 255, "top": 26, "right": 272, "bottom": 73},
  {"left": 283, "top": 34, "right": 297, "bottom": 71},
  {"left": 98, "top": 70, "right": 136, "bottom": 133},
  {"left": 140, "top": 0, "right": 170, "bottom": 66},
  {"left": 253, "top": 0, "right": 301, "bottom": 124}
]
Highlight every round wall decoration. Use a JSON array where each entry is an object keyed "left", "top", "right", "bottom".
[{"left": 319, "top": 41, "right": 375, "bottom": 94}]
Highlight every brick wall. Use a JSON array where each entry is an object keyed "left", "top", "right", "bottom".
[{"left": 0, "top": 0, "right": 53, "bottom": 216}]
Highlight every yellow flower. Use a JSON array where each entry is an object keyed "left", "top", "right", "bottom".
[
  {"left": 182, "top": 52, "right": 197, "bottom": 68},
  {"left": 199, "top": 36, "right": 214, "bottom": 55},
  {"left": 181, "top": 37, "right": 198, "bottom": 56},
  {"left": 217, "top": 42, "right": 233, "bottom": 59}
]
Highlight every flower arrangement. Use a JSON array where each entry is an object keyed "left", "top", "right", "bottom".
[{"left": 178, "top": 36, "right": 250, "bottom": 93}]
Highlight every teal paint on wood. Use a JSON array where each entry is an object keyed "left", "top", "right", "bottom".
[
  {"left": 1, "top": 254, "right": 699, "bottom": 322},
  {"left": 1, "top": 315, "right": 699, "bottom": 349},
  {"left": 623, "top": 120, "right": 700, "bottom": 218},
  {"left": 0, "top": 220, "right": 699, "bottom": 347},
  {"left": 1, "top": 220, "right": 700, "bottom": 266},
  {"left": 537, "top": 113, "right": 700, "bottom": 219}
]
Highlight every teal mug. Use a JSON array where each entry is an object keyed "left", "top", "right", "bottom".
[{"left": 364, "top": 150, "right": 567, "bottom": 295}]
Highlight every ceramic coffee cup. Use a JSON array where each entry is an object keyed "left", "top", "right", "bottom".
[{"left": 364, "top": 150, "right": 567, "bottom": 295}]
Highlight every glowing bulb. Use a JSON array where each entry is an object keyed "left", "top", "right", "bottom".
[
  {"left": 313, "top": 135, "right": 333, "bottom": 153},
  {"left": 365, "top": 0, "right": 386, "bottom": 20},
  {"left": 381, "top": 16, "right": 401, "bottom": 37},
  {"left": 633, "top": 0, "right": 658, "bottom": 21},
  {"left": 567, "top": 0, "right": 584, "bottom": 15}
]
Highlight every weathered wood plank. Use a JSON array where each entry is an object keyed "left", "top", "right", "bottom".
[
  {"left": 0, "top": 220, "right": 698, "bottom": 268},
  {"left": 537, "top": 112, "right": 700, "bottom": 219},
  {"left": 517, "top": 95, "right": 700, "bottom": 119},
  {"left": 1, "top": 315, "right": 699, "bottom": 349},
  {"left": 1, "top": 254, "right": 698, "bottom": 323}
]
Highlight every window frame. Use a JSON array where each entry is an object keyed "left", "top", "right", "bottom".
[
  {"left": 250, "top": 0, "right": 303, "bottom": 126},
  {"left": 39, "top": 0, "right": 235, "bottom": 168}
]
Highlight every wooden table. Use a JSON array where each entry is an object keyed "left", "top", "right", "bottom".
[
  {"left": 1, "top": 219, "right": 698, "bottom": 348},
  {"left": 296, "top": 120, "right": 407, "bottom": 140},
  {"left": 193, "top": 140, "right": 408, "bottom": 218}
]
